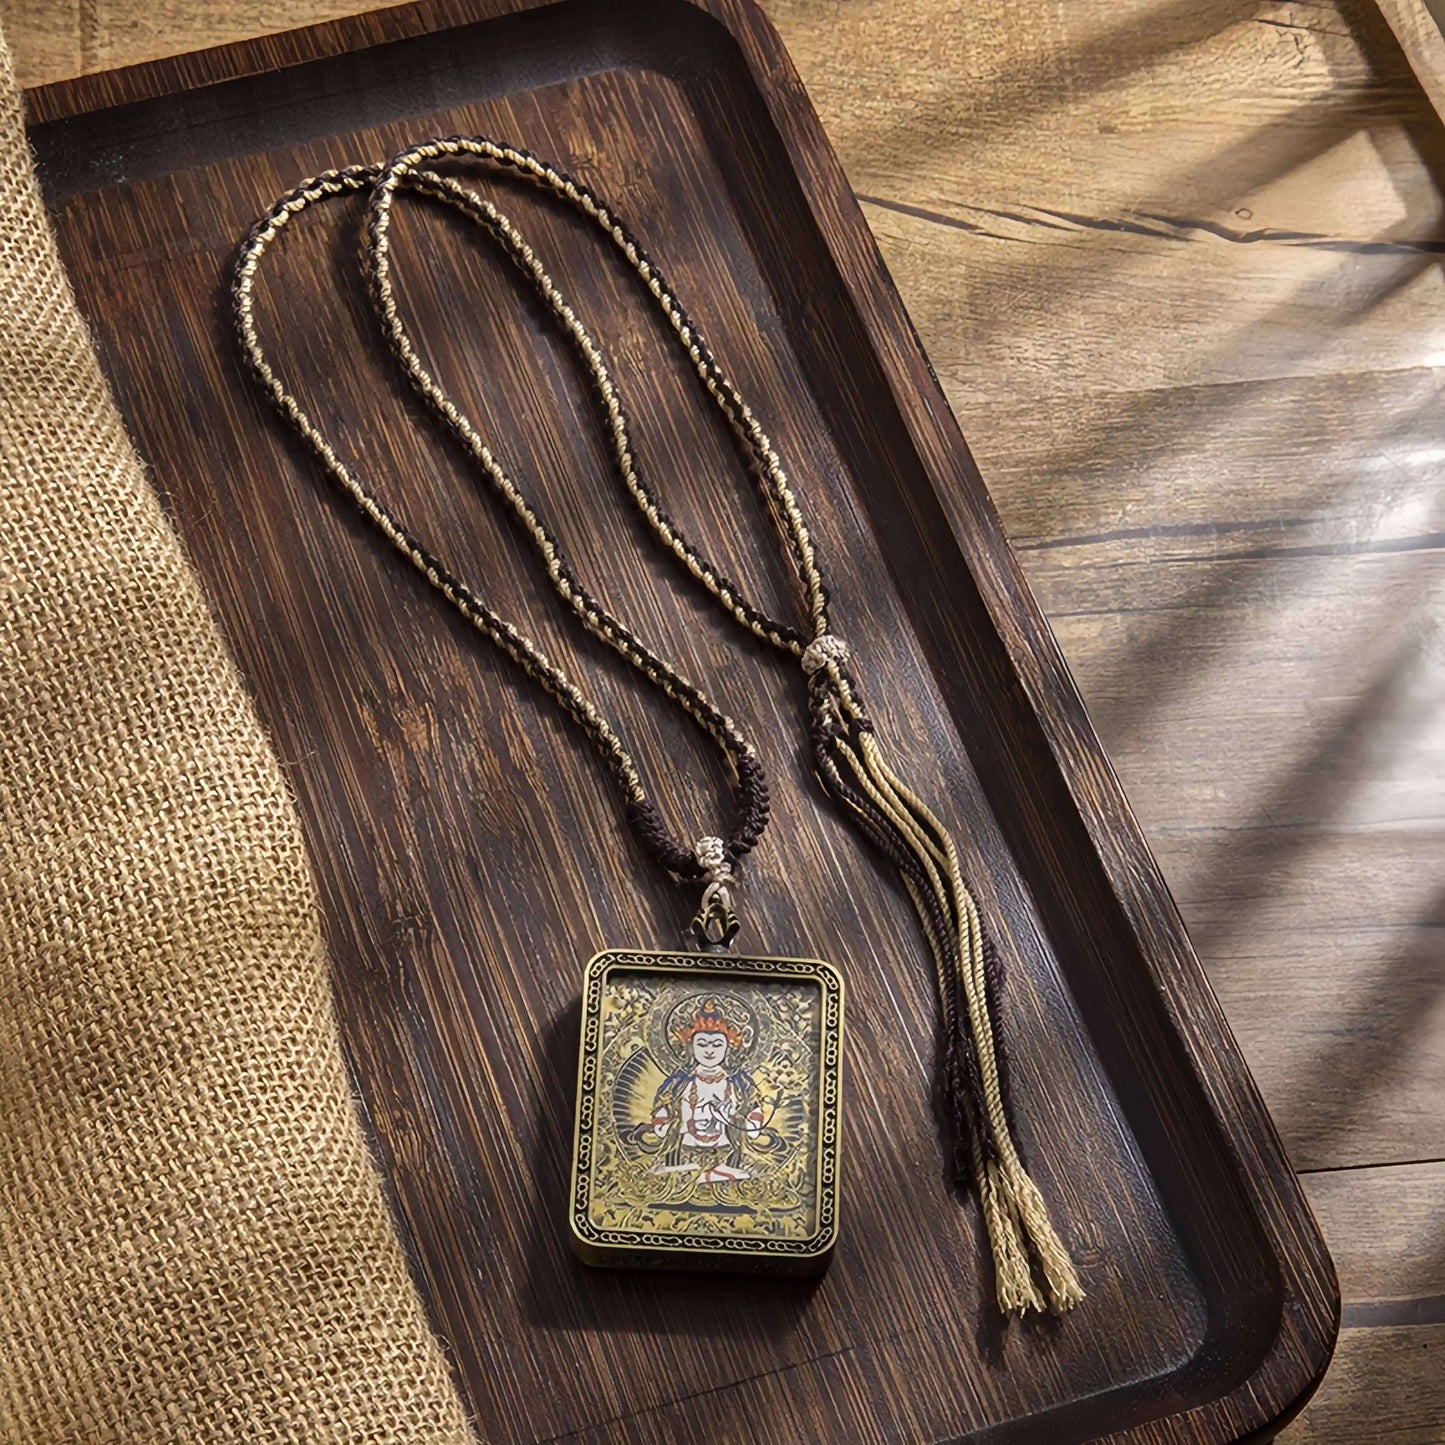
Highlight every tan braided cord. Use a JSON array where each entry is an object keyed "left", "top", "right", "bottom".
[
  {"left": 0, "top": 30, "right": 476, "bottom": 1444},
  {"left": 234, "top": 137, "right": 1083, "bottom": 1316}
]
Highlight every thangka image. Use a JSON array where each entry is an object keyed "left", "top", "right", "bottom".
[{"left": 591, "top": 973, "right": 824, "bottom": 1240}]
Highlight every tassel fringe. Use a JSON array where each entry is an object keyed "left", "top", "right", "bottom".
[{"left": 814, "top": 658, "right": 1084, "bottom": 1315}]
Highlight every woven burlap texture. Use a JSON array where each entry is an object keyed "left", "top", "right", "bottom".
[{"left": 0, "top": 28, "right": 477, "bottom": 1445}]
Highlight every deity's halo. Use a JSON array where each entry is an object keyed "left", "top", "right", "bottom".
[{"left": 650, "top": 986, "right": 771, "bottom": 1070}]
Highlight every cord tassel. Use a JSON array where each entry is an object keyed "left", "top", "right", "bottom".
[
  {"left": 863, "top": 730, "right": 1084, "bottom": 1313},
  {"left": 811, "top": 647, "right": 1082, "bottom": 1314}
]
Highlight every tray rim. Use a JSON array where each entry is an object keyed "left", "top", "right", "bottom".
[{"left": 23, "top": 0, "right": 1341, "bottom": 1438}]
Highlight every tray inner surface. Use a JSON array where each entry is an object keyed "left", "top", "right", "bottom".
[{"left": 30, "top": 1, "right": 1301, "bottom": 1438}]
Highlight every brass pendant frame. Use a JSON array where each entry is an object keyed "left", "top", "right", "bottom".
[{"left": 569, "top": 948, "right": 844, "bottom": 1275}]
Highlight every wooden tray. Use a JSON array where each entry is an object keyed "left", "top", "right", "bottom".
[{"left": 25, "top": 2, "right": 1338, "bottom": 1439}]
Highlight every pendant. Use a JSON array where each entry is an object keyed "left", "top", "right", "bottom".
[{"left": 569, "top": 946, "right": 844, "bottom": 1275}]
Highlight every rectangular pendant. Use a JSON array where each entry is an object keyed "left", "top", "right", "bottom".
[{"left": 569, "top": 947, "right": 844, "bottom": 1275}]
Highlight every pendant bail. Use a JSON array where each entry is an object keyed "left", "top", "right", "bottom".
[{"left": 690, "top": 835, "right": 739, "bottom": 952}]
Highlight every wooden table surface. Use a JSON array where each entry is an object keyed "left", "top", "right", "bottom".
[{"left": 6, "top": 0, "right": 1441, "bottom": 1440}]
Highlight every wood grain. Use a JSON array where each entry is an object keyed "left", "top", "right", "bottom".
[
  {"left": 1375, "top": 0, "right": 1445, "bottom": 123},
  {"left": 1304, "top": 1162, "right": 1444, "bottom": 1307},
  {"left": 7, "top": 0, "right": 1439, "bottom": 1439},
  {"left": 22, "top": 2, "right": 1339, "bottom": 1433},
  {"left": 1286, "top": 1164, "right": 1444, "bottom": 1442},
  {"left": 968, "top": 365, "right": 1445, "bottom": 1174}
]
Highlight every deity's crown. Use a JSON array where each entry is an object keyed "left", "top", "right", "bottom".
[{"left": 672, "top": 998, "right": 743, "bottom": 1050}]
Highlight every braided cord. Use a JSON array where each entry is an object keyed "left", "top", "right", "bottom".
[
  {"left": 231, "top": 135, "right": 1081, "bottom": 1314},
  {"left": 231, "top": 165, "right": 766, "bottom": 883},
  {"left": 372, "top": 136, "right": 823, "bottom": 651},
  {"left": 360, "top": 137, "right": 1081, "bottom": 1313}
]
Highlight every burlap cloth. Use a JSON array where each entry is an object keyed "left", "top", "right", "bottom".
[{"left": 0, "top": 25, "right": 477, "bottom": 1443}]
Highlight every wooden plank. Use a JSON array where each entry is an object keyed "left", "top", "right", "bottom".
[
  {"left": 1281, "top": 1162, "right": 1445, "bottom": 1442},
  {"left": 964, "top": 365, "right": 1445, "bottom": 1170},
  {"left": 1304, "top": 1160, "right": 1445, "bottom": 1304},
  {"left": 1374, "top": 0, "right": 1445, "bottom": 125},
  {"left": 1282, "top": 1324, "right": 1445, "bottom": 1443},
  {"left": 770, "top": 0, "right": 1445, "bottom": 404}
]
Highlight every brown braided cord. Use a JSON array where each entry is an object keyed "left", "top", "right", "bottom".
[
  {"left": 232, "top": 136, "right": 1082, "bottom": 1315},
  {"left": 367, "top": 137, "right": 1083, "bottom": 1314},
  {"left": 232, "top": 166, "right": 767, "bottom": 888}
]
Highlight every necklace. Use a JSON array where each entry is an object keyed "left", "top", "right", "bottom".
[{"left": 232, "top": 136, "right": 1081, "bottom": 1314}]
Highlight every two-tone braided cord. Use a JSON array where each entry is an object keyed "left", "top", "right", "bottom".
[
  {"left": 232, "top": 164, "right": 767, "bottom": 902},
  {"left": 231, "top": 136, "right": 1082, "bottom": 1314}
]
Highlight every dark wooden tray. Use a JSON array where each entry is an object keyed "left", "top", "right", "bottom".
[{"left": 25, "top": 2, "right": 1338, "bottom": 1439}]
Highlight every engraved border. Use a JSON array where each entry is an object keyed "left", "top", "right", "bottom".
[{"left": 568, "top": 948, "right": 844, "bottom": 1264}]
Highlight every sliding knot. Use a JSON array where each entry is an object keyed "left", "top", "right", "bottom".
[
  {"left": 801, "top": 633, "right": 849, "bottom": 675},
  {"left": 693, "top": 835, "right": 730, "bottom": 882}
]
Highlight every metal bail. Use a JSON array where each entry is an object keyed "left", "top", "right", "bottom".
[
  {"left": 689, "top": 835, "right": 739, "bottom": 953},
  {"left": 691, "top": 882, "right": 740, "bottom": 953}
]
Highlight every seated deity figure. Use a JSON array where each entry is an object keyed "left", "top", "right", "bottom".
[{"left": 648, "top": 999, "right": 765, "bottom": 1183}]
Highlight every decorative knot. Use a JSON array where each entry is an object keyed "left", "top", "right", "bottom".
[
  {"left": 693, "top": 835, "right": 731, "bottom": 883},
  {"left": 800, "top": 634, "right": 850, "bottom": 675}
]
